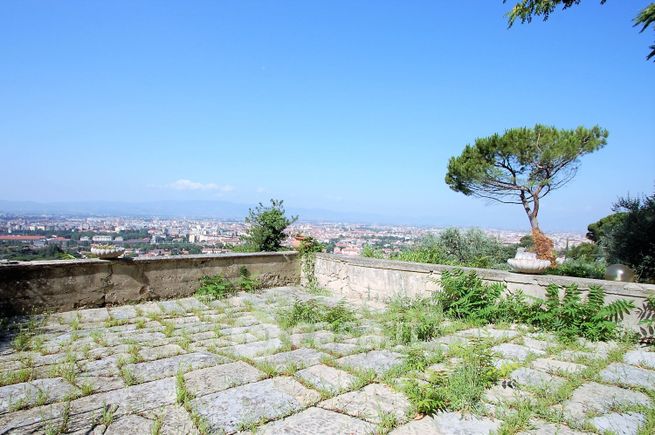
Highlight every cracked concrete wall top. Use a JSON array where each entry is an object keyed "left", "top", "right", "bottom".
[{"left": 0, "top": 252, "right": 300, "bottom": 315}]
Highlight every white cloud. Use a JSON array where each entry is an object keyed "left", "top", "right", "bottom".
[{"left": 167, "top": 179, "right": 235, "bottom": 192}]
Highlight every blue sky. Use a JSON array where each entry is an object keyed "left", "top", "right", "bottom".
[{"left": 1, "top": 1, "right": 653, "bottom": 232}]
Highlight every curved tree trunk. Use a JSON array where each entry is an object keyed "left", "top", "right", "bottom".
[{"left": 523, "top": 194, "right": 556, "bottom": 266}]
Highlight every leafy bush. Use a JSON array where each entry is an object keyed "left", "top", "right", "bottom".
[
  {"left": 361, "top": 244, "right": 384, "bottom": 259},
  {"left": 196, "top": 275, "right": 236, "bottom": 300},
  {"left": 196, "top": 267, "right": 261, "bottom": 299},
  {"left": 565, "top": 242, "right": 601, "bottom": 261},
  {"left": 531, "top": 283, "right": 635, "bottom": 341},
  {"left": 434, "top": 269, "right": 633, "bottom": 341},
  {"left": 382, "top": 296, "right": 444, "bottom": 344},
  {"left": 603, "top": 192, "right": 655, "bottom": 283},
  {"left": 402, "top": 342, "right": 498, "bottom": 415},
  {"left": 234, "top": 266, "right": 262, "bottom": 292},
  {"left": 550, "top": 258, "right": 606, "bottom": 279},
  {"left": 437, "top": 269, "right": 504, "bottom": 322},
  {"left": 391, "top": 228, "right": 515, "bottom": 269},
  {"left": 277, "top": 299, "right": 358, "bottom": 333}
]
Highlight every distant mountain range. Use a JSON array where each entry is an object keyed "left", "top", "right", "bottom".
[{"left": 0, "top": 200, "right": 397, "bottom": 225}]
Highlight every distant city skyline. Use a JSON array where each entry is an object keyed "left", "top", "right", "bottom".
[{"left": 1, "top": 1, "right": 653, "bottom": 233}]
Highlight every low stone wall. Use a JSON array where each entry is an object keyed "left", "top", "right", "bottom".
[
  {"left": 0, "top": 252, "right": 300, "bottom": 315},
  {"left": 310, "top": 253, "right": 655, "bottom": 332}
]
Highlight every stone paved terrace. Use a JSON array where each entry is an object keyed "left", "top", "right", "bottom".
[{"left": 0, "top": 286, "right": 654, "bottom": 434}]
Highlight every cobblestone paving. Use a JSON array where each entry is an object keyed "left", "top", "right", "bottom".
[{"left": 0, "top": 286, "right": 653, "bottom": 434}]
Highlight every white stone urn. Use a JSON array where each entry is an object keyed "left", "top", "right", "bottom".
[
  {"left": 91, "top": 245, "right": 125, "bottom": 259},
  {"left": 507, "top": 249, "right": 550, "bottom": 274}
]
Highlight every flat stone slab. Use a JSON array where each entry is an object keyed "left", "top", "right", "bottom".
[
  {"left": 520, "top": 337, "right": 551, "bottom": 352},
  {"left": 142, "top": 404, "right": 199, "bottom": 435},
  {"left": 189, "top": 377, "right": 320, "bottom": 433},
  {"left": 623, "top": 349, "right": 655, "bottom": 370},
  {"left": 590, "top": 412, "right": 645, "bottom": 435},
  {"left": 0, "top": 378, "right": 78, "bottom": 414},
  {"left": 290, "top": 331, "right": 335, "bottom": 346},
  {"left": 484, "top": 384, "right": 533, "bottom": 404},
  {"left": 257, "top": 406, "right": 375, "bottom": 434},
  {"left": 317, "top": 342, "right": 360, "bottom": 356},
  {"left": 77, "top": 308, "right": 111, "bottom": 323},
  {"left": 531, "top": 358, "right": 586, "bottom": 375},
  {"left": 177, "top": 297, "right": 208, "bottom": 311},
  {"left": 336, "top": 350, "right": 404, "bottom": 374},
  {"left": 158, "top": 300, "right": 185, "bottom": 314},
  {"left": 599, "top": 362, "right": 655, "bottom": 391},
  {"left": 221, "top": 338, "right": 282, "bottom": 358},
  {"left": 518, "top": 420, "right": 590, "bottom": 434},
  {"left": 492, "top": 343, "right": 545, "bottom": 361},
  {"left": 342, "top": 334, "right": 387, "bottom": 351},
  {"left": 139, "top": 344, "right": 185, "bottom": 361},
  {"left": 126, "top": 352, "right": 228, "bottom": 383},
  {"left": 510, "top": 368, "right": 565, "bottom": 392},
  {"left": 184, "top": 361, "right": 265, "bottom": 397},
  {"left": 319, "top": 383, "right": 411, "bottom": 424},
  {"left": 254, "top": 348, "right": 327, "bottom": 371},
  {"left": 391, "top": 412, "right": 501, "bottom": 434},
  {"left": 109, "top": 306, "right": 138, "bottom": 320},
  {"left": 563, "top": 382, "right": 651, "bottom": 419},
  {"left": 104, "top": 414, "right": 153, "bottom": 434},
  {"left": 296, "top": 364, "right": 357, "bottom": 393},
  {"left": 457, "top": 327, "right": 519, "bottom": 341},
  {"left": 55, "top": 378, "right": 178, "bottom": 433}
]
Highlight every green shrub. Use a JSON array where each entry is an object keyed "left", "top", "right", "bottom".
[
  {"left": 603, "top": 192, "right": 655, "bottom": 283},
  {"left": 382, "top": 296, "right": 444, "bottom": 344},
  {"left": 434, "top": 269, "right": 633, "bottom": 341},
  {"left": 391, "top": 228, "right": 515, "bottom": 269},
  {"left": 196, "top": 275, "right": 236, "bottom": 300},
  {"left": 565, "top": 242, "right": 601, "bottom": 261},
  {"left": 361, "top": 244, "right": 385, "bottom": 259},
  {"left": 277, "top": 299, "right": 358, "bottom": 333},
  {"left": 402, "top": 342, "right": 498, "bottom": 415},
  {"left": 550, "top": 258, "right": 606, "bottom": 279},
  {"left": 235, "top": 266, "right": 262, "bottom": 292},
  {"left": 196, "top": 267, "right": 261, "bottom": 299},
  {"left": 531, "top": 283, "right": 634, "bottom": 341},
  {"left": 436, "top": 269, "right": 504, "bottom": 322}
]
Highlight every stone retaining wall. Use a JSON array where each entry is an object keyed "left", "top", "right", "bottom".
[
  {"left": 310, "top": 253, "right": 655, "bottom": 332},
  {"left": 0, "top": 252, "right": 300, "bottom": 315}
]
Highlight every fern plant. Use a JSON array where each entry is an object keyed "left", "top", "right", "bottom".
[
  {"left": 534, "top": 283, "right": 634, "bottom": 341},
  {"left": 639, "top": 295, "right": 655, "bottom": 346},
  {"left": 437, "top": 269, "right": 503, "bottom": 322}
]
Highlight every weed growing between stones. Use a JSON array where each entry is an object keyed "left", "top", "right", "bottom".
[
  {"left": 9, "top": 312, "right": 48, "bottom": 352},
  {"left": 176, "top": 368, "right": 210, "bottom": 435},
  {"left": 277, "top": 299, "right": 358, "bottom": 333},
  {"left": 160, "top": 320, "right": 175, "bottom": 337},
  {"left": 0, "top": 367, "right": 32, "bottom": 387},
  {"left": 150, "top": 414, "right": 164, "bottom": 435},
  {"left": 99, "top": 403, "right": 117, "bottom": 426},
  {"left": 195, "top": 267, "right": 261, "bottom": 300},
  {"left": 376, "top": 410, "right": 399, "bottom": 433},
  {"left": 44, "top": 401, "right": 70, "bottom": 435},
  {"left": 128, "top": 343, "right": 142, "bottom": 363},
  {"left": 382, "top": 296, "right": 444, "bottom": 344},
  {"left": 80, "top": 381, "right": 95, "bottom": 396},
  {"left": 399, "top": 341, "right": 499, "bottom": 416}
]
